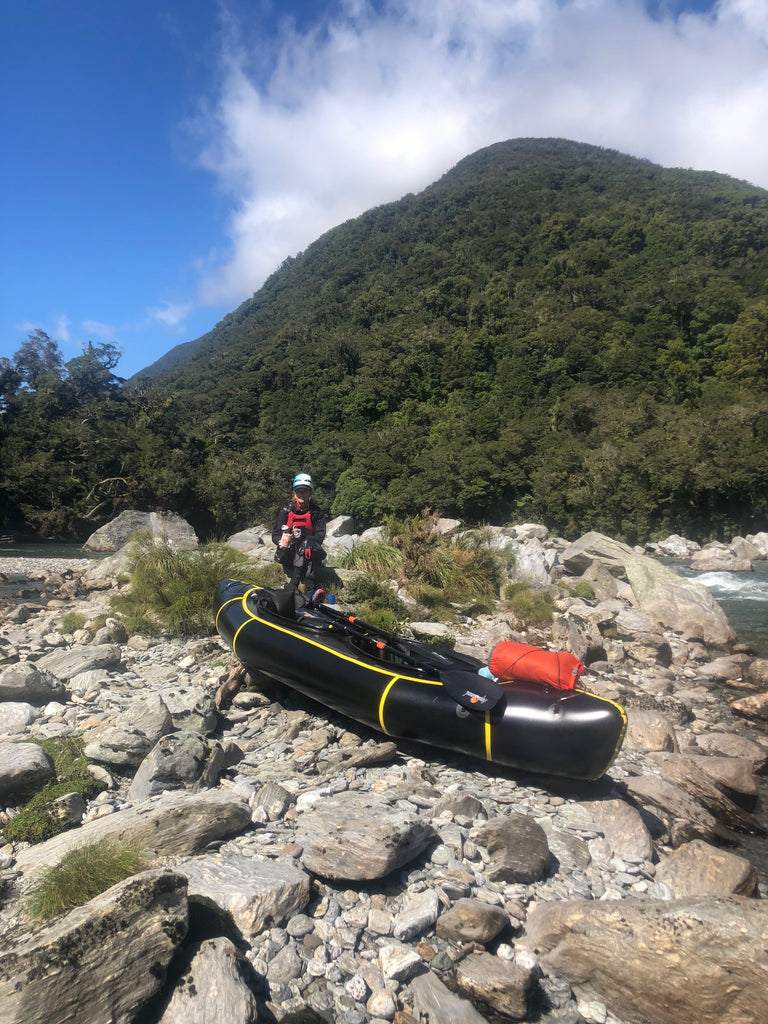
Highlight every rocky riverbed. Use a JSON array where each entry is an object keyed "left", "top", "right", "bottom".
[{"left": 2, "top": 523, "right": 768, "bottom": 1024}]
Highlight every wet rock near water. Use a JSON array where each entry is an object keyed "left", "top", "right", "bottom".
[{"left": 1, "top": 522, "right": 768, "bottom": 1024}]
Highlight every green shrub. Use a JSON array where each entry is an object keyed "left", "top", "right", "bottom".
[
  {"left": 503, "top": 581, "right": 555, "bottom": 628},
  {"left": 108, "top": 535, "right": 281, "bottom": 637},
  {"left": 2, "top": 738, "right": 106, "bottom": 844},
  {"left": 24, "top": 838, "right": 147, "bottom": 920}
]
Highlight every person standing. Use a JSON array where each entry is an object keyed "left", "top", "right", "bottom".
[{"left": 272, "top": 472, "right": 328, "bottom": 595}]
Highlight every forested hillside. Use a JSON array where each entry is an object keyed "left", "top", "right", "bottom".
[{"left": 2, "top": 138, "right": 767, "bottom": 542}]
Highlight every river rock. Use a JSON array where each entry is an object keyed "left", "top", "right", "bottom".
[
  {"left": 225, "top": 525, "right": 272, "bottom": 555},
  {"left": 655, "top": 838, "right": 758, "bottom": 897},
  {"left": 155, "top": 936, "right": 259, "bottom": 1024},
  {"left": 559, "top": 533, "right": 636, "bottom": 576},
  {"left": 689, "top": 545, "right": 753, "bottom": 572},
  {"left": 692, "top": 730, "right": 768, "bottom": 770},
  {"left": 435, "top": 898, "right": 509, "bottom": 944},
  {"left": 648, "top": 752, "right": 765, "bottom": 835},
  {"left": 392, "top": 888, "right": 440, "bottom": 941},
  {"left": 523, "top": 896, "right": 768, "bottom": 1024},
  {"left": 0, "top": 869, "right": 188, "bottom": 1024},
  {"left": 83, "top": 692, "right": 173, "bottom": 767},
  {"left": 81, "top": 510, "right": 199, "bottom": 552},
  {"left": 551, "top": 606, "right": 606, "bottom": 664},
  {"left": 127, "top": 732, "right": 226, "bottom": 802},
  {"left": 681, "top": 754, "right": 758, "bottom": 801},
  {"left": 624, "top": 774, "right": 720, "bottom": 846},
  {"left": 578, "top": 796, "right": 654, "bottom": 863},
  {"left": 155, "top": 685, "right": 218, "bottom": 734},
  {"left": 13, "top": 790, "right": 252, "bottom": 878},
  {"left": 472, "top": 814, "right": 552, "bottom": 884},
  {"left": 623, "top": 554, "right": 734, "bottom": 646},
  {"left": 651, "top": 534, "right": 701, "bottom": 558},
  {"left": 454, "top": 951, "right": 535, "bottom": 1020},
  {"left": 411, "top": 969, "right": 492, "bottom": 1024},
  {"left": 179, "top": 852, "right": 310, "bottom": 937},
  {"left": 746, "top": 531, "right": 768, "bottom": 556},
  {"left": 578, "top": 560, "right": 619, "bottom": 601},
  {"left": 746, "top": 657, "right": 768, "bottom": 688},
  {"left": 34, "top": 643, "right": 122, "bottom": 682},
  {"left": 0, "top": 740, "right": 53, "bottom": 798},
  {"left": 0, "top": 661, "right": 66, "bottom": 703},
  {"left": 730, "top": 536, "right": 764, "bottom": 561},
  {"left": 623, "top": 709, "right": 680, "bottom": 753},
  {"left": 294, "top": 792, "right": 435, "bottom": 880},
  {"left": 0, "top": 702, "right": 40, "bottom": 734},
  {"left": 731, "top": 690, "right": 768, "bottom": 724}
]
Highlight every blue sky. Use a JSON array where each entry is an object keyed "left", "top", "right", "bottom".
[{"left": 1, "top": 0, "right": 766, "bottom": 380}]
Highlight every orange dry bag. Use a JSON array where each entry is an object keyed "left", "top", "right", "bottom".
[{"left": 489, "top": 641, "right": 584, "bottom": 691}]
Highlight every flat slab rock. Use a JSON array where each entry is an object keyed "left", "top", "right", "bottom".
[
  {"left": 14, "top": 790, "right": 252, "bottom": 878},
  {"left": 294, "top": 791, "right": 436, "bottom": 881},
  {"left": 179, "top": 851, "right": 310, "bottom": 937}
]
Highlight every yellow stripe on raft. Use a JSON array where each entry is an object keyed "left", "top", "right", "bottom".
[
  {"left": 485, "top": 712, "right": 492, "bottom": 761},
  {"left": 229, "top": 588, "right": 450, "bottom": 689},
  {"left": 378, "top": 676, "right": 401, "bottom": 734}
]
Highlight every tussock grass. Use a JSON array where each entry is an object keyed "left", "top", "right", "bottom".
[
  {"left": 108, "top": 534, "right": 282, "bottom": 636},
  {"left": 387, "top": 513, "right": 506, "bottom": 614},
  {"left": 560, "top": 580, "right": 596, "bottom": 600},
  {"left": 60, "top": 611, "right": 87, "bottom": 633},
  {"left": 503, "top": 581, "right": 555, "bottom": 628},
  {"left": 2, "top": 738, "right": 106, "bottom": 845},
  {"left": 24, "top": 838, "right": 147, "bottom": 920},
  {"left": 336, "top": 541, "right": 404, "bottom": 577}
]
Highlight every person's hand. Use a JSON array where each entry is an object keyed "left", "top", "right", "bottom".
[{"left": 279, "top": 529, "right": 291, "bottom": 548}]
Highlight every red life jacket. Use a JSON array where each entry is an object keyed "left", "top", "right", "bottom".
[{"left": 286, "top": 509, "right": 314, "bottom": 533}]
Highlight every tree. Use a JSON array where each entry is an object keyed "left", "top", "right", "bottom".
[{"left": 12, "top": 330, "right": 64, "bottom": 391}]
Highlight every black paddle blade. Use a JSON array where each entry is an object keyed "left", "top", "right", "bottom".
[{"left": 440, "top": 670, "right": 505, "bottom": 711}]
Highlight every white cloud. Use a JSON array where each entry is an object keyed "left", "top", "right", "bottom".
[
  {"left": 81, "top": 320, "right": 120, "bottom": 344},
  {"left": 191, "top": 0, "right": 768, "bottom": 308},
  {"left": 149, "top": 300, "right": 194, "bottom": 331},
  {"left": 55, "top": 315, "right": 71, "bottom": 343}
]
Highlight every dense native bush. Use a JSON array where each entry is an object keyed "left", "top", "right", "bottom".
[{"left": 2, "top": 140, "right": 767, "bottom": 542}]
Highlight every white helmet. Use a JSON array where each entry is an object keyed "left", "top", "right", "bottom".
[{"left": 292, "top": 472, "right": 313, "bottom": 490}]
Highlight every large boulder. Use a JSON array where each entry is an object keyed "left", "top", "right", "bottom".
[
  {"left": 624, "top": 554, "right": 734, "bottom": 645},
  {"left": 0, "top": 661, "right": 66, "bottom": 703},
  {"left": 0, "top": 869, "right": 188, "bottom": 1024},
  {"left": 560, "top": 533, "right": 734, "bottom": 645},
  {"left": 82, "top": 511, "right": 198, "bottom": 552},
  {"left": 523, "top": 896, "right": 768, "bottom": 1024},
  {"left": 294, "top": 792, "right": 435, "bottom": 881},
  {"left": 558, "top": 532, "right": 637, "bottom": 576}
]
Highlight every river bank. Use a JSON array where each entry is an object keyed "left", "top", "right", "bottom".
[{"left": 2, "top": 525, "right": 768, "bottom": 1024}]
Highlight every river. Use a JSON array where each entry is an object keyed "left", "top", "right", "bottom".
[{"left": 664, "top": 558, "right": 768, "bottom": 657}]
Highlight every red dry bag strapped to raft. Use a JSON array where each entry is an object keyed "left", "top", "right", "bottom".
[{"left": 489, "top": 641, "right": 585, "bottom": 691}]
